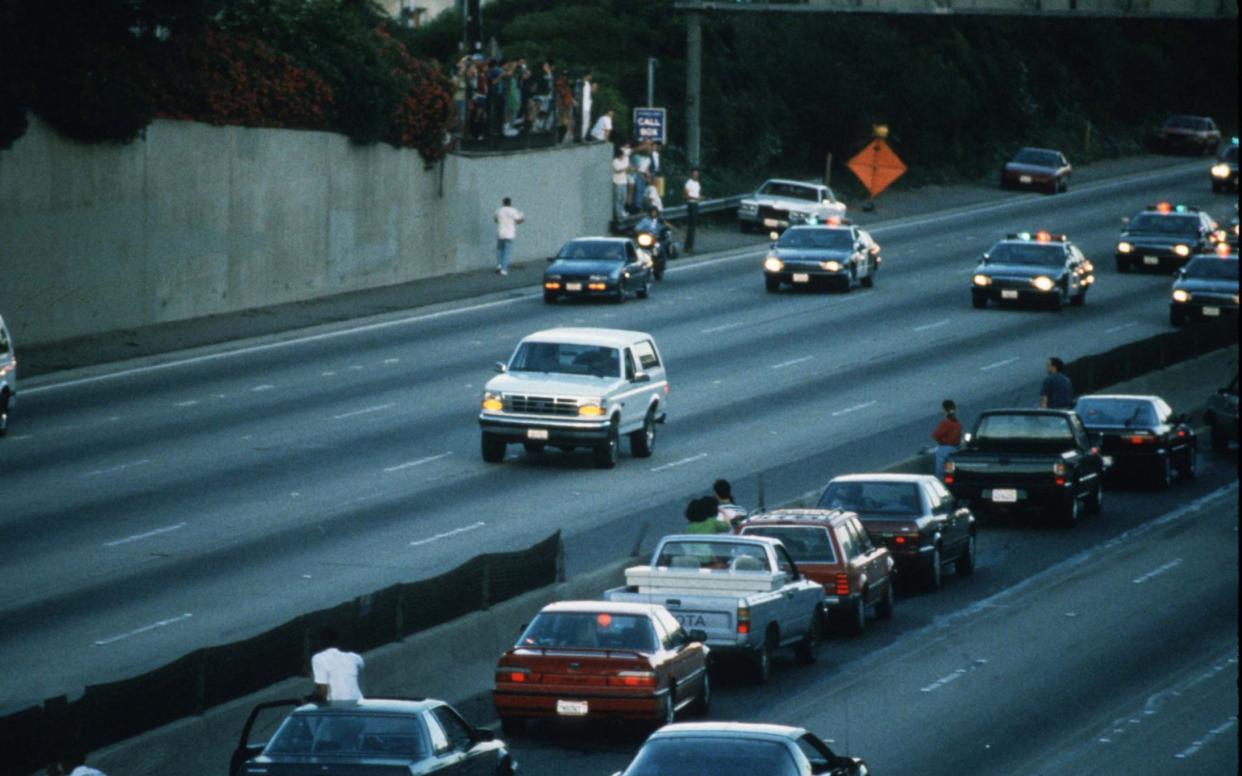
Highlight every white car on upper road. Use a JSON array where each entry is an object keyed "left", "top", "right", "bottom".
[{"left": 738, "top": 179, "right": 847, "bottom": 233}]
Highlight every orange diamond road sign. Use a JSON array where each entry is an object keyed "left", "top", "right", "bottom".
[{"left": 847, "top": 138, "right": 907, "bottom": 199}]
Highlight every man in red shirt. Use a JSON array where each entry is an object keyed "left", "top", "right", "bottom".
[{"left": 931, "top": 399, "right": 962, "bottom": 482}]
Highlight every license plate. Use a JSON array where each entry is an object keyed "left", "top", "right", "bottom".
[
  {"left": 792, "top": 273, "right": 810, "bottom": 283},
  {"left": 763, "top": 218, "right": 780, "bottom": 227},
  {"left": 1143, "top": 256, "right": 1159, "bottom": 265},
  {"left": 1001, "top": 289, "right": 1019, "bottom": 300},
  {"left": 566, "top": 282, "right": 582, "bottom": 291},
  {"left": 526, "top": 429, "right": 549, "bottom": 440},
  {"left": 991, "top": 488, "right": 1018, "bottom": 503},
  {"left": 1203, "top": 306, "right": 1221, "bottom": 316},
  {"left": 1019, "top": 175, "right": 1032, "bottom": 184},
  {"left": 557, "top": 700, "right": 588, "bottom": 716}
]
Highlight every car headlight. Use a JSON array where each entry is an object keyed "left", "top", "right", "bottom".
[
  {"left": 764, "top": 256, "right": 784, "bottom": 272},
  {"left": 481, "top": 392, "right": 504, "bottom": 412},
  {"left": 1173, "top": 244, "right": 1191, "bottom": 257},
  {"left": 636, "top": 232, "right": 654, "bottom": 247},
  {"left": 821, "top": 260, "right": 842, "bottom": 272},
  {"left": 972, "top": 274, "right": 991, "bottom": 287},
  {"left": 1172, "top": 289, "right": 1191, "bottom": 303},
  {"left": 1032, "top": 276, "right": 1056, "bottom": 292},
  {"left": 1212, "top": 163, "right": 1231, "bottom": 178},
  {"left": 578, "top": 402, "right": 605, "bottom": 417},
  {"left": 1234, "top": 294, "right": 1240, "bottom": 305},
  {"left": 1117, "top": 241, "right": 1133, "bottom": 253}
]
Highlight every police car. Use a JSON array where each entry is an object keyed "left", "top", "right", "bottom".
[
  {"left": 1169, "top": 243, "right": 1239, "bottom": 326},
  {"left": 971, "top": 231, "right": 1095, "bottom": 310},
  {"left": 762, "top": 218, "right": 881, "bottom": 293},
  {"left": 1115, "top": 202, "right": 1220, "bottom": 273}
]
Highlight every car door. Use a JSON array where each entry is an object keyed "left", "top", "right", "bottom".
[
  {"left": 228, "top": 700, "right": 301, "bottom": 776},
  {"left": 624, "top": 241, "right": 641, "bottom": 290},
  {"left": 423, "top": 710, "right": 472, "bottom": 775},
  {"left": 431, "top": 705, "right": 494, "bottom": 776},
  {"left": 1155, "top": 398, "right": 1191, "bottom": 460},
  {"left": 653, "top": 609, "right": 702, "bottom": 707},
  {"left": 845, "top": 517, "right": 888, "bottom": 603},
  {"left": 924, "top": 480, "right": 966, "bottom": 558},
  {"left": 774, "top": 544, "right": 813, "bottom": 637},
  {"left": 1069, "top": 414, "right": 1102, "bottom": 491}
]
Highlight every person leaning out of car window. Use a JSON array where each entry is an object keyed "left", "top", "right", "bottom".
[{"left": 684, "top": 495, "right": 730, "bottom": 534}]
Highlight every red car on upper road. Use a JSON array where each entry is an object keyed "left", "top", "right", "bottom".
[{"left": 1000, "top": 147, "right": 1072, "bottom": 194}]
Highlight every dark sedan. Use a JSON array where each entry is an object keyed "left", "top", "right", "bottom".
[
  {"left": 971, "top": 231, "right": 1094, "bottom": 310},
  {"left": 1000, "top": 147, "right": 1071, "bottom": 194},
  {"left": 1073, "top": 394, "right": 1197, "bottom": 487},
  {"left": 230, "top": 698, "right": 516, "bottom": 776},
  {"left": 544, "top": 237, "right": 652, "bottom": 304},
  {"left": 1115, "top": 203, "right": 1219, "bottom": 273},
  {"left": 1154, "top": 114, "right": 1221, "bottom": 155},
  {"left": 762, "top": 222, "right": 880, "bottom": 293},
  {"left": 612, "top": 722, "right": 869, "bottom": 776},
  {"left": 1210, "top": 141, "right": 1238, "bottom": 193},
  {"left": 1169, "top": 249, "right": 1238, "bottom": 325},
  {"left": 818, "top": 473, "right": 976, "bottom": 591}
]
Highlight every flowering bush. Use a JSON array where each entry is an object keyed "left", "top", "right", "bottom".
[{"left": 375, "top": 26, "right": 455, "bottom": 163}]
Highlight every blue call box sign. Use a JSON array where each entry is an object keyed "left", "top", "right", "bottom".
[{"left": 633, "top": 108, "right": 666, "bottom": 144}]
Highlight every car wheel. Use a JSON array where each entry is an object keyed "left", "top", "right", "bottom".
[
  {"left": 499, "top": 716, "right": 525, "bottom": 737},
  {"left": 1179, "top": 446, "right": 1197, "bottom": 479},
  {"left": 740, "top": 221, "right": 753, "bottom": 234},
  {"left": 692, "top": 671, "right": 711, "bottom": 716},
  {"left": 613, "top": 285, "right": 626, "bottom": 304},
  {"left": 481, "top": 433, "right": 506, "bottom": 463},
  {"left": 1071, "top": 289, "right": 1086, "bottom": 306},
  {"left": 0, "top": 392, "right": 8, "bottom": 437},
  {"left": 522, "top": 441, "right": 544, "bottom": 455},
  {"left": 840, "top": 275, "right": 853, "bottom": 294},
  {"left": 841, "top": 594, "right": 866, "bottom": 636},
  {"left": 593, "top": 419, "right": 620, "bottom": 469},
  {"left": 956, "top": 534, "right": 977, "bottom": 577},
  {"left": 495, "top": 756, "right": 517, "bottom": 776},
  {"left": 543, "top": 293, "right": 557, "bottom": 304},
  {"left": 1086, "top": 481, "right": 1104, "bottom": 514},
  {"left": 925, "top": 546, "right": 943, "bottom": 591},
  {"left": 629, "top": 408, "right": 657, "bottom": 458},
  {"left": 1170, "top": 308, "right": 1185, "bottom": 327},
  {"left": 637, "top": 274, "right": 650, "bottom": 299},
  {"left": 794, "top": 611, "right": 823, "bottom": 665},
  {"left": 765, "top": 276, "right": 781, "bottom": 293},
  {"left": 1210, "top": 421, "right": 1229, "bottom": 452},
  {"left": 752, "top": 637, "right": 773, "bottom": 685},
  {"left": 874, "top": 582, "right": 895, "bottom": 620},
  {"left": 972, "top": 293, "right": 988, "bottom": 309},
  {"left": 861, "top": 268, "right": 875, "bottom": 288},
  {"left": 654, "top": 689, "right": 675, "bottom": 731},
  {"left": 1061, "top": 495, "right": 1080, "bottom": 528},
  {"left": 1116, "top": 257, "right": 1130, "bottom": 273},
  {"left": 1213, "top": 181, "right": 1224, "bottom": 193},
  {"left": 1156, "top": 456, "right": 1173, "bottom": 489}
]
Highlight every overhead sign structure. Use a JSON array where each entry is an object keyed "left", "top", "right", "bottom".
[
  {"left": 847, "top": 138, "right": 907, "bottom": 199},
  {"left": 633, "top": 108, "right": 667, "bottom": 144}
]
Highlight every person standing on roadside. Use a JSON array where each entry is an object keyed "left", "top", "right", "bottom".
[
  {"left": 713, "top": 479, "right": 748, "bottom": 530},
  {"left": 1039, "top": 357, "right": 1075, "bottom": 409},
  {"left": 931, "top": 400, "right": 962, "bottom": 481},
  {"left": 494, "top": 197, "right": 525, "bottom": 276},
  {"left": 310, "top": 627, "right": 365, "bottom": 703},
  {"left": 590, "top": 109, "right": 614, "bottom": 142},
  {"left": 611, "top": 145, "right": 630, "bottom": 222},
  {"left": 683, "top": 167, "right": 703, "bottom": 253}
]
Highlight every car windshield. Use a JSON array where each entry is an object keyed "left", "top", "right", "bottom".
[
  {"left": 758, "top": 182, "right": 820, "bottom": 201},
  {"left": 1166, "top": 115, "right": 1206, "bottom": 130},
  {"left": 974, "top": 414, "right": 1074, "bottom": 444},
  {"left": 1222, "top": 145, "right": 1238, "bottom": 163},
  {"left": 517, "top": 612, "right": 657, "bottom": 651},
  {"left": 623, "top": 738, "right": 801, "bottom": 776},
  {"left": 1074, "top": 399, "right": 1157, "bottom": 427},
  {"left": 741, "top": 526, "right": 836, "bottom": 563},
  {"left": 1184, "top": 257, "right": 1239, "bottom": 280},
  {"left": 556, "top": 239, "right": 627, "bottom": 262},
  {"left": 1128, "top": 214, "right": 1199, "bottom": 235},
  {"left": 265, "top": 712, "right": 429, "bottom": 758},
  {"left": 509, "top": 342, "right": 620, "bottom": 378},
  {"left": 1013, "top": 149, "right": 1060, "bottom": 167},
  {"left": 655, "top": 540, "right": 769, "bottom": 572},
  {"left": 818, "top": 482, "right": 921, "bottom": 516},
  {"left": 777, "top": 228, "right": 852, "bottom": 250},
  {"left": 988, "top": 242, "right": 1066, "bottom": 267}
]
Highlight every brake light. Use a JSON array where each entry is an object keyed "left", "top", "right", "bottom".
[
  {"left": 609, "top": 671, "right": 656, "bottom": 688},
  {"left": 1053, "top": 461, "right": 1067, "bottom": 475},
  {"left": 737, "top": 605, "right": 751, "bottom": 635},
  {"left": 499, "top": 668, "right": 541, "bottom": 684},
  {"left": 1129, "top": 435, "right": 1154, "bottom": 445},
  {"left": 943, "top": 474, "right": 954, "bottom": 485},
  {"left": 894, "top": 536, "right": 906, "bottom": 545},
  {"left": 835, "top": 573, "right": 851, "bottom": 596}
]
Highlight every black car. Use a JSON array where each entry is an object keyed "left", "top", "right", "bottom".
[
  {"left": 971, "top": 231, "right": 1094, "bottom": 310},
  {"left": 1169, "top": 250, "right": 1239, "bottom": 325},
  {"left": 1204, "top": 372, "right": 1238, "bottom": 451},
  {"left": 818, "top": 473, "right": 976, "bottom": 591},
  {"left": 1000, "top": 147, "right": 1072, "bottom": 193},
  {"left": 1115, "top": 203, "right": 1219, "bottom": 273},
  {"left": 230, "top": 698, "right": 516, "bottom": 776},
  {"left": 612, "top": 722, "right": 869, "bottom": 776},
  {"left": 1210, "top": 141, "right": 1238, "bottom": 192},
  {"left": 543, "top": 237, "right": 652, "bottom": 304},
  {"left": 1154, "top": 114, "right": 1221, "bottom": 155},
  {"left": 762, "top": 221, "right": 880, "bottom": 293},
  {"left": 1073, "top": 394, "right": 1197, "bottom": 487}
]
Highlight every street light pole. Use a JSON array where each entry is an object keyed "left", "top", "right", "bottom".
[
  {"left": 686, "top": 10, "right": 702, "bottom": 165},
  {"left": 647, "top": 57, "right": 656, "bottom": 108}
]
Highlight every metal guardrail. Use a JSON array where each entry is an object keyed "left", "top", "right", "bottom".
[{"left": 613, "top": 194, "right": 747, "bottom": 232}]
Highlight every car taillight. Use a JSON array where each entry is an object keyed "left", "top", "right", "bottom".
[
  {"left": 737, "top": 604, "right": 751, "bottom": 634},
  {"left": 943, "top": 460, "right": 955, "bottom": 485},
  {"left": 609, "top": 671, "right": 656, "bottom": 688},
  {"left": 835, "top": 573, "right": 851, "bottom": 596},
  {"left": 893, "top": 536, "right": 906, "bottom": 544},
  {"left": 1129, "top": 434, "right": 1155, "bottom": 445},
  {"left": 499, "top": 668, "right": 541, "bottom": 684}
]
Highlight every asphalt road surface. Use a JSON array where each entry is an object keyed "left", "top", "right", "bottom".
[{"left": 1, "top": 156, "right": 1233, "bottom": 715}]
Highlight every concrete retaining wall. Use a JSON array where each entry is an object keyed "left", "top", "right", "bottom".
[{"left": 0, "top": 117, "right": 612, "bottom": 347}]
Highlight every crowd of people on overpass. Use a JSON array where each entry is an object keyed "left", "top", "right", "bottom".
[{"left": 451, "top": 55, "right": 600, "bottom": 146}]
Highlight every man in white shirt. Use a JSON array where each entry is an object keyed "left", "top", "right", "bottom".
[
  {"left": 611, "top": 145, "right": 631, "bottom": 221},
  {"left": 579, "top": 72, "right": 593, "bottom": 141},
  {"left": 590, "top": 109, "right": 613, "bottom": 142},
  {"left": 683, "top": 167, "right": 703, "bottom": 253},
  {"left": 311, "top": 628, "right": 365, "bottom": 702},
  {"left": 493, "top": 197, "right": 525, "bottom": 276}
]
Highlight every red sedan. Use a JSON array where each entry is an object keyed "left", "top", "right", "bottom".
[{"left": 1000, "top": 147, "right": 1072, "bottom": 194}]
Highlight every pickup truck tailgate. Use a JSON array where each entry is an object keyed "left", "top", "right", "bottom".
[{"left": 604, "top": 588, "right": 739, "bottom": 645}]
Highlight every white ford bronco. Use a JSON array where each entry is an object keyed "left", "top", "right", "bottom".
[{"left": 478, "top": 328, "right": 668, "bottom": 468}]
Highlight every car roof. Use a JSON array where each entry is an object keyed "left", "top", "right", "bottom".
[
  {"left": 980, "top": 408, "right": 1075, "bottom": 417},
  {"left": 292, "top": 698, "right": 437, "bottom": 715},
  {"left": 651, "top": 721, "right": 806, "bottom": 741},
  {"left": 830, "top": 473, "right": 936, "bottom": 485},
  {"left": 661, "top": 533, "right": 782, "bottom": 548},
  {"left": 520, "top": 327, "right": 654, "bottom": 348},
  {"left": 1076, "top": 394, "right": 1160, "bottom": 403},
  {"left": 1016, "top": 146, "right": 1061, "bottom": 154},
  {"left": 760, "top": 178, "right": 824, "bottom": 189},
  {"left": 742, "top": 508, "right": 856, "bottom": 526},
  {"left": 540, "top": 600, "right": 663, "bottom": 617},
  {"left": 562, "top": 236, "right": 632, "bottom": 244}
]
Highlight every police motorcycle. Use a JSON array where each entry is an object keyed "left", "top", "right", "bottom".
[{"left": 634, "top": 219, "right": 677, "bottom": 281}]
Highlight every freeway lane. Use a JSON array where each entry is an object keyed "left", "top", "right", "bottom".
[{"left": 0, "top": 158, "right": 1226, "bottom": 709}]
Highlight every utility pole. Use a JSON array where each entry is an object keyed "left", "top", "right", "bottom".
[
  {"left": 685, "top": 10, "right": 702, "bottom": 165},
  {"left": 647, "top": 57, "right": 657, "bottom": 108}
]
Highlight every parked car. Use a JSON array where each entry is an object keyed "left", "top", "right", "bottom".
[
  {"left": 817, "top": 474, "right": 976, "bottom": 591},
  {"left": 945, "top": 409, "right": 1106, "bottom": 527},
  {"left": 229, "top": 698, "right": 516, "bottom": 776},
  {"left": 737, "top": 509, "right": 895, "bottom": 634},
  {"left": 1115, "top": 202, "right": 1219, "bottom": 273},
  {"left": 478, "top": 328, "right": 668, "bottom": 468},
  {"left": 611, "top": 722, "right": 870, "bottom": 776},
  {"left": 1154, "top": 114, "right": 1221, "bottom": 155},
  {"left": 1204, "top": 372, "right": 1239, "bottom": 451},
  {"left": 970, "top": 231, "right": 1095, "bottom": 310},
  {"left": 1073, "top": 394, "right": 1197, "bottom": 487},
  {"left": 604, "top": 534, "right": 825, "bottom": 683},
  {"left": 1210, "top": 139, "right": 1238, "bottom": 192},
  {"left": 1169, "top": 247, "right": 1238, "bottom": 325},
  {"left": 543, "top": 237, "right": 653, "bottom": 304},
  {"left": 737, "top": 179, "right": 846, "bottom": 233},
  {"left": 0, "top": 313, "right": 14, "bottom": 436},
  {"left": 999, "top": 147, "right": 1072, "bottom": 193},
  {"left": 762, "top": 221, "right": 881, "bottom": 293},
  {"left": 492, "top": 601, "right": 709, "bottom": 734}
]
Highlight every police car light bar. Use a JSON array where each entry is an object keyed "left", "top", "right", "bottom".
[
  {"left": 1006, "top": 232, "right": 1067, "bottom": 242},
  {"left": 1149, "top": 202, "right": 1198, "bottom": 214}
]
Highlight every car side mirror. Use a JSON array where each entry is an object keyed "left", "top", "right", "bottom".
[
  {"left": 687, "top": 628, "right": 707, "bottom": 643},
  {"left": 963, "top": 432, "right": 973, "bottom": 444},
  {"left": 632, "top": 370, "right": 651, "bottom": 383},
  {"left": 769, "top": 230, "right": 780, "bottom": 242},
  {"left": 494, "top": 362, "right": 508, "bottom": 374},
  {"left": 980, "top": 253, "right": 989, "bottom": 263},
  {"left": 517, "top": 622, "right": 527, "bottom": 634},
  {"left": 1121, "top": 217, "right": 1130, "bottom": 225}
]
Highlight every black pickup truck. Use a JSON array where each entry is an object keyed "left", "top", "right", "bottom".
[{"left": 943, "top": 409, "right": 1106, "bottom": 527}]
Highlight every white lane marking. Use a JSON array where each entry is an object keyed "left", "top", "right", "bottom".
[
  {"left": 410, "top": 521, "right": 486, "bottom": 547},
  {"left": 1106, "top": 321, "right": 1139, "bottom": 334},
  {"left": 771, "top": 355, "right": 814, "bottom": 370},
  {"left": 650, "top": 453, "right": 709, "bottom": 472},
  {"left": 1131, "top": 558, "right": 1183, "bottom": 584},
  {"left": 9, "top": 434, "right": 32, "bottom": 440},
  {"left": 1175, "top": 716, "right": 1238, "bottom": 759},
  {"left": 251, "top": 384, "right": 275, "bottom": 392},
  {"left": 104, "top": 522, "right": 187, "bottom": 548},
  {"left": 913, "top": 318, "right": 950, "bottom": 332},
  {"left": 920, "top": 668, "right": 967, "bottom": 693},
  {"left": 322, "top": 371, "right": 336, "bottom": 376},
  {"left": 84, "top": 459, "right": 151, "bottom": 478},
  {"left": 94, "top": 613, "right": 193, "bottom": 646},
  {"left": 980, "top": 356, "right": 1020, "bottom": 371},
  {"left": 384, "top": 452, "right": 453, "bottom": 473},
  {"left": 832, "top": 400, "right": 877, "bottom": 417},
  {"left": 1095, "top": 654, "right": 1237, "bottom": 746},
  {"left": 332, "top": 403, "right": 395, "bottom": 421},
  {"left": 383, "top": 358, "right": 400, "bottom": 364},
  {"left": 174, "top": 400, "right": 199, "bottom": 407},
  {"left": 701, "top": 321, "right": 746, "bottom": 334}
]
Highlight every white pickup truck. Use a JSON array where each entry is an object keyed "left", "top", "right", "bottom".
[{"left": 604, "top": 534, "right": 826, "bottom": 683}]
